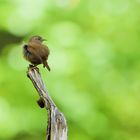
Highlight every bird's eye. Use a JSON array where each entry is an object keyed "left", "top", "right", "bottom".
[{"left": 38, "top": 37, "right": 42, "bottom": 40}]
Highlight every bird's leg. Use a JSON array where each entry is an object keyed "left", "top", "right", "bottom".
[
  {"left": 29, "top": 64, "right": 36, "bottom": 68},
  {"left": 28, "top": 64, "right": 39, "bottom": 72},
  {"left": 27, "top": 64, "right": 40, "bottom": 78}
]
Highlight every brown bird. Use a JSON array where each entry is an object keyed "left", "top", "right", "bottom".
[{"left": 23, "top": 35, "right": 50, "bottom": 71}]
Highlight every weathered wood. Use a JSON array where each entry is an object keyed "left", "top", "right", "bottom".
[{"left": 27, "top": 66, "right": 67, "bottom": 140}]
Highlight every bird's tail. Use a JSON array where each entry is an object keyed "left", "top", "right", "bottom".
[{"left": 43, "top": 61, "right": 51, "bottom": 71}]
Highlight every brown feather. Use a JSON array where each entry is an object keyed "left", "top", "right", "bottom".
[{"left": 23, "top": 36, "right": 50, "bottom": 71}]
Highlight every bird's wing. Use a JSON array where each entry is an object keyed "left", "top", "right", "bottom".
[
  {"left": 42, "top": 45, "right": 50, "bottom": 59},
  {"left": 28, "top": 42, "right": 50, "bottom": 60},
  {"left": 28, "top": 42, "right": 42, "bottom": 53},
  {"left": 27, "top": 44, "right": 43, "bottom": 62}
]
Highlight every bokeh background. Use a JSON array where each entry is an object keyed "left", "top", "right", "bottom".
[{"left": 0, "top": 0, "right": 140, "bottom": 140}]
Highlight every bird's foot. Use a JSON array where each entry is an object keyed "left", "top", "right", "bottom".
[{"left": 28, "top": 64, "right": 39, "bottom": 73}]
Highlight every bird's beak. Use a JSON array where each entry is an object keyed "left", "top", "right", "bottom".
[{"left": 42, "top": 38, "right": 47, "bottom": 42}]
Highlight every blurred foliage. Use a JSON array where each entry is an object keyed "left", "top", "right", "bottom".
[{"left": 0, "top": 0, "right": 140, "bottom": 140}]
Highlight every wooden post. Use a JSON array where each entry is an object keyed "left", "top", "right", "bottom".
[{"left": 27, "top": 66, "right": 68, "bottom": 140}]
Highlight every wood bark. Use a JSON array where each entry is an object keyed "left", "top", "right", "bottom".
[{"left": 27, "top": 66, "right": 68, "bottom": 140}]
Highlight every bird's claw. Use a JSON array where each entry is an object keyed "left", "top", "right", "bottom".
[{"left": 28, "top": 64, "right": 39, "bottom": 73}]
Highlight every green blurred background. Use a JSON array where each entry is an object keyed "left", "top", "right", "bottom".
[{"left": 0, "top": 0, "right": 140, "bottom": 140}]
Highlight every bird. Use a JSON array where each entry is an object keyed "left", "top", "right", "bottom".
[{"left": 23, "top": 35, "right": 51, "bottom": 71}]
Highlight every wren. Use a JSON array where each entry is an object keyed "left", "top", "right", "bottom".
[{"left": 23, "top": 35, "right": 50, "bottom": 71}]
